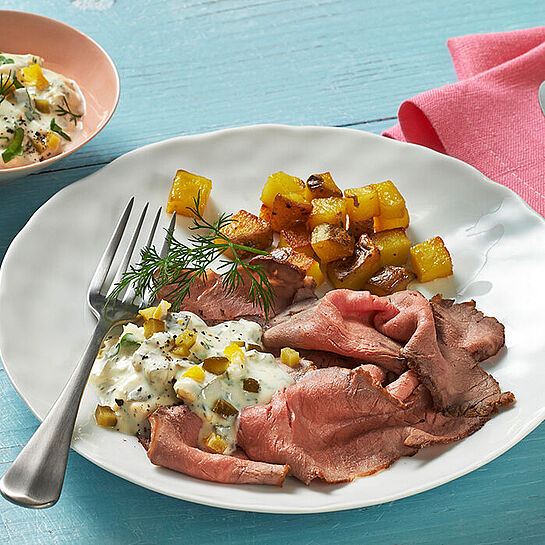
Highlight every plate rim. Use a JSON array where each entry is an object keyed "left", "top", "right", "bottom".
[{"left": 1, "top": 123, "right": 545, "bottom": 513}]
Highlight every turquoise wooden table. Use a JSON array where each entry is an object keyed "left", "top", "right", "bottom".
[{"left": 1, "top": 1, "right": 544, "bottom": 543}]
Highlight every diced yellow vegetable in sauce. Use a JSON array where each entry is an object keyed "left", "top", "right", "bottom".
[
  {"left": 166, "top": 169, "right": 212, "bottom": 216},
  {"left": 152, "top": 299, "right": 171, "bottom": 319},
  {"left": 304, "top": 172, "right": 343, "bottom": 200},
  {"left": 224, "top": 343, "right": 246, "bottom": 363},
  {"left": 371, "top": 228, "right": 411, "bottom": 266},
  {"left": 373, "top": 206, "right": 410, "bottom": 232},
  {"left": 310, "top": 223, "right": 354, "bottom": 264},
  {"left": 95, "top": 405, "right": 117, "bottom": 428},
  {"left": 280, "top": 347, "right": 300, "bottom": 367},
  {"left": 174, "top": 329, "right": 197, "bottom": 357},
  {"left": 143, "top": 318, "right": 165, "bottom": 339},
  {"left": 372, "top": 180, "right": 406, "bottom": 219},
  {"left": 270, "top": 192, "right": 312, "bottom": 231},
  {"left": 45, "top": 130, "right": 60, "bottom": 150},
  {"left": 182, "top": 365, "right": 205, "bottom": 382},
  {"left": 308, "top": 197, "right": 346, "bottom": 230},
  {"left": 409, "top": 236, "right": 453, "bottom": 283},
  {"left": 21, "top": 64, "right": 49, "bottom": 90},
  {"left": 345, "top": 186, "right": 380, "bottom": 222},
  {"left": 139, "top": 306, "right": 156, "bottom": 320},
  {"left": 260, "top": 171, "right": 306, "bottom": 208},
  {"left": 205, "top": 433, "right": 228, "bottom": 454}
]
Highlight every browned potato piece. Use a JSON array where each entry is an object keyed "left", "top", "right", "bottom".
[
  {"left": 311, "top": 224, "right": 354, "bottom": 264},
  {"left": 371, "top": 228, "right": 411, "bottom": 267},
  {"left": 218, "top": 209, "right": 272, "bottom": 259},
  {"left": 308, "top": 197, "right": 347, "bottom": 230},
  {"left": 347, "top": 217, "right": 374, "bottom": 239},
  {"left": 259, "top": 204, "right": 272, "bottom": 225},
  {"left": 272, "top": 247, "right": 324, "bottom": 286},
  {"left": 270, "top": 193, "right": 312, "bottom": 231},
  {"left": 278, "top": 224, "right": 313, "bottom": 257},
  {"left": 364, "top": 265, "right": 416, "bottom": 295},
  {"left": 327, "top": 234, "right": 381, "bottom": 289},
  {"left": 305, "top": 172, "right": 343, "bottom": 200}
]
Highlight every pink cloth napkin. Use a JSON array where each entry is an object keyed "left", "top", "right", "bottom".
[{"left": 383, "top": 27, "right": 545, "bottom": 216}]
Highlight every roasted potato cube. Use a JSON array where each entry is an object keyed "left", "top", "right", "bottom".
[
  {"left": 280, "top": 347, "right": 300, "bottom": 367},
  {"left": 364, "top": 265, "right": 416, "bottom": 295},
  {"left": 305, "top": 172, "right": 343, "bottom": 200},
  {"left": 308, "top": 197, "right": 346, "bottom": 230},
  {"left": 278, "top": 224, "right": 314, "bottom": 257},
  {"left": 311, "top": 224, "right": 354, "bottom": 264},
  {"left": 372, "top": 180, "right": 406, "bottom": 219},
  {"left": 273, "top": 247, "right": 325, "bottom": 286},
  {"left": 371, "top": 228, "right": 411, "bottom": 266},
  {"left": 260, "top": 171, "right": 306, "bottom": 208},
  {"left": 166, "top": 169, "right": 212, "bottom": 216},
  {"left": 95, "top": 405, "right": 117, "bottom": 428},
  {"left": 259, "top": 204, "right": 272, "bottom": 224},
  {"left": 327, "top": 234, "right": 381, "bottom": 289},
  {"left": 347, "top": 217, "right": 374, "bottom": 239},
  {"left": 373, "top": 206, "right": 410, "bottom": 232},
  {"left": 345, "top": 186, "right": 380, "bottom": 222},
  {"left": 410, "top": 236, "right": 453, "bottom": 282},
  {"left": 218, "top": 209, "right": 272, "bottom": 259},
  {"left": 270, "top": 192, "right": 312, "bottom": 231}
]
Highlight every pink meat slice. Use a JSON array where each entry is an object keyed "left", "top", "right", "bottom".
[
  {"left": 237, "top": 366, "right": 487, "bottom": 484},
  {"left": 145, "top": 405, "right": 289, "bottom": 486},
  {"left": 263, "top": 290, "right": 405, "bottom": 373},
  {"left": 157, "top": 254, "right": 316, "bottom": 324}
]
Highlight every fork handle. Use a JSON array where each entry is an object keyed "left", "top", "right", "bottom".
[{"left": 0, "top": 320, "right": 110, "bottom": 508}]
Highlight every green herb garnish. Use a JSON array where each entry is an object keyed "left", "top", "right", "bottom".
[
  {"left": 55, "top": 96, "right": 82, "bottom": 126},
  {"left": 2, "top": 127, "right": 25, "bottom": 164},
  {"left": 49, "top": 118, "right": 71, "bottom": 141},
  {"left": 0, "top": 55, "right": 14, "bottom": 66},
  {"left": 0, "top": 72, "right": 15, "bottom": 105},
  {"left": 110, "top": 332, "right": 140, "bottom": 357},
  {"left": 109, "top": 194, "right": 275, "bottom": 317},
  {"left": 24, "top": 89, "right": 40, "bottom": 122}
]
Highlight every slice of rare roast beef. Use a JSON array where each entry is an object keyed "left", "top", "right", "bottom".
[
  {"left": 145, "top": 405, "right": 289, "bottom": 485},
  {"left": 157, "top": 252, "right": 316, "bottom": 324}
]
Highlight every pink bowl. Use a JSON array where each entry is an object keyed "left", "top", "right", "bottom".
[{"left": 0, "top": 10, "right": 120, "bottom": 181}]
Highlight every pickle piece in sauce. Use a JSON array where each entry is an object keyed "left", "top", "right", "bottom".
[
  {"left": 212, "top": 399, "right": 238, "bottom": 418},
  {"left": 243, "top": 377, "right": 260, "bottom": 393},
  {"left": 95, "top": 405, "right": 117, "bottom": 427},
  {"left": 203, "top": 356, "right": 229, "bottom": 375}
]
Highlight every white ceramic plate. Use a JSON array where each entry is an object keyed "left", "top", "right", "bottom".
[{"left": 1, "top": 125, "right": 545, "bottom": 514}]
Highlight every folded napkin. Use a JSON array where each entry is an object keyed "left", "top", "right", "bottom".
[{"left": 383, "top": 27, "right": 545, "bottom": 216}]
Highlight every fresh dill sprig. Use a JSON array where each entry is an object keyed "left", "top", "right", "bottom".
[
  {"left": 109, "top": 194, "right": 275, "bottom": 317},
  {"left": 55, "top": 96, "right": 82, "bottom": 126},
  {"left": 0, "top": 72, "right": 15, "bottom": 105}
]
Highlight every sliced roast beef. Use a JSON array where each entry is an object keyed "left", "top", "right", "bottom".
[
  {"left": 263, "top": 290, "right": 406, "bottom": 374},
  {"left": 145, "top": 405, "right": 289, "bottom": 485},
  {"left": 237, "top": 366, "right": 487, "bottom": 484},
  {"left": 157, "top": 253, "right": 316, "bottom": 324}
]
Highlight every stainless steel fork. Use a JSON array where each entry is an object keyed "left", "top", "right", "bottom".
[{"left": 0, "top": 199, "right": 176, "bottom": 509}]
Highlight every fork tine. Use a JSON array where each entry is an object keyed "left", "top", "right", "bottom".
[
  {"left": 159, "top": 212, "right": 177, "bottom": 259},
  {"left": 88, "top": 197, "right": 134, "bottom": 297},
  {"left": 121, "top": 206, "right": 162, "bottom": 304},
  {"left": 106, "top": 203, "right": 149, "bottom": 297}
]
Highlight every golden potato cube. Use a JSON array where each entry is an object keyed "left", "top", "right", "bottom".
[
  {"left": 166, "top": 169, "right": 212, "bottom": 216},
  {"left": 278, "top": 224, "right": 314, "bottom": 257},
  {"left": 410, "top": 236, "right": 453, "bottom": 283},
  {"left": 204, "top": 433, "right": 228, "bottom": 454},
  {"left": 364, "top": 265, "right": 416, "bottom": 296},
  {"left": 347, "top": 217, "right": 374, "bottom": 240},
  {"left": 305, "top": 172, "right": 343, "bottom": 200},
  {"left": 218, "top": 209, "right": 272, "bottom": 259},
  {"left": 327, "top": 234, "right": 381, "bottom": 289},
  {"left": 372, "top": 180, "right": 406, "bottom": 219},
  {"left": 310, "top": 224, "right": 354, "bottom": 264},
  {"left": 259, "top": 204, "right": 272, "bottom": 225},
  {"left": 270, "top": 192, "right": 312, "bottom": 232},
  {"left": 260, "top": 171, "right": 306, "bottom": 208},
  {"left": 274, "top": 247, "right": 324, "bottom": 287},
  {"left": 345, "top": 186, "right": 380, "bottom": 222},
  {"left": 308, "top": 197, "right": 346, "bottom": 230},
  {"left": 371, "top": 228, "right": 411, "bottom": 266},
  {"left": 373, "top": 206, "right": 410, "bottom": 232},
  {"left": 143, "top": 318, "right": 165, "bottom": 339},
  {"left": 95, "top": 405, "right": 117, "bottom": 428},
  {"left": 280, "top": 347, "right": 300, "bottom": 367}
]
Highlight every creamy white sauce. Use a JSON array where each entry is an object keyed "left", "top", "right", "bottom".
[
  {"left": 90, "top": 311, "right": 294, "bottom": 453},
  {"left": 0, "top": 53, "right": 85, "bottom": 168}
]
